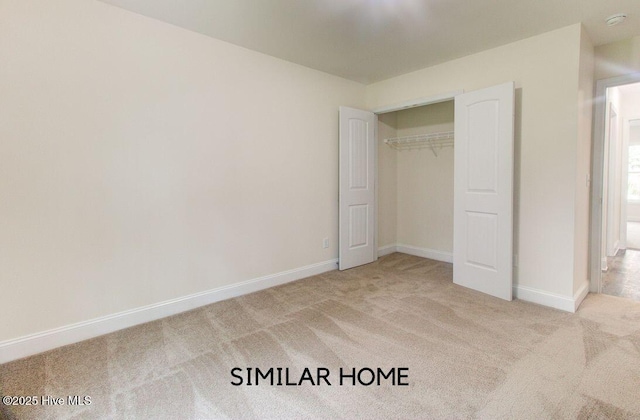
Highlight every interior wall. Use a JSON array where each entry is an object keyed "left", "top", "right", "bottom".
[
  {"left": 377, "top": 113, "right": 398, "bottom": 248},
  {"left": 573, "top": 28, "right": 594, "bottom": 294},
  {"left": 0, "top": 0, "right": 365, "bottom": 343},
  {"left": 595, "top": 35, "right": 640, "bottom": 81},
  {"left": 366, "top": 24, "right": 585, "bottom": 298},
  {"left": 395, "top": 102, "right": 455, "bottom": 253}
]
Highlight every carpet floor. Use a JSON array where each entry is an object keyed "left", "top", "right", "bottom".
[
  {"left": 627, "top": 222, "right": 640, "bottom": 250},
  {"left": 1, "top": 253, "right": 640, "bottom": 419}
]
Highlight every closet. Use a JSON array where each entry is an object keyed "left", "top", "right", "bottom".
[
  {"left": 378, "top": 101, "right": 455, "bottom": 262},
  {"left": 339, "top": 82, "right": 515, "bottom": 300}
]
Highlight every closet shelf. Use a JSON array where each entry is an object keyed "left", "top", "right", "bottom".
[{"left": 384, "top": 131, "right": 454, "bottom": 156}]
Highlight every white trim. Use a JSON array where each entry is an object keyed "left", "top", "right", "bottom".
[
  {"left": 374, "top": 113, "right": 379, "bottom": 262},
  {"left": 605, "top": 103, "right": 620, "bottom": 258},
  {"left": 607, "top": 241, "right": 620, "bottom": 258},
  {"left": 398, "top": 244, "right": 453, "bottom": 263},
  {"left": 573, "top": 281, "right": 590, "bottom": 312},
  {"left": 377, "top": 244, "right": 398, "bottom": 257},
  {"left": 0, "top": 259, "right": 338, "bottom": 365},
  {"left": 371, "top": 90, "right": 462, "bottom": 114},
  {"left": 513, "top": 283, "right": 587, "bottom": 313},
  {"left": 378, "top": 244, "right": 453, "bottom": 263}
]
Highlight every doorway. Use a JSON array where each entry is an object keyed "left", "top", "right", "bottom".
[
  {"left": 377, "top": 99, "right": 456, "bottom": 265},
  {"left": 591, "top": 74, "right": 640, "bottom": 301}
]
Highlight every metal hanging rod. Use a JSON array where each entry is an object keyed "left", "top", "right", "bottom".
[{"left": 384, "top": 131, "right": 454, "bottom": 156}]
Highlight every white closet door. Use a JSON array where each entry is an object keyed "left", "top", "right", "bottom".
[
  {"left": 339, "top": 106, "right": 377, "bottom": 270},
  {"left": 453, "top": 82, "right": 515, "bottom": 300}
]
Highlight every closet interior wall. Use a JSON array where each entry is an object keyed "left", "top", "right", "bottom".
[{"left": 377, "top": 101, "right": 455, "bottom": 256}]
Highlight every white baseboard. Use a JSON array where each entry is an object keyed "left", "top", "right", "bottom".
[
  {"left": 397, "top": 244, "right": 453, "bottom": 263},
  {"left": 513, "top": 281, "right": 589, "bottom": 313},
  {"left": 378, "top": 244, "right": 453, "bottom": 263},
  {"left": 573, "top": 280, "right": 590, "bottom": 311},
  {"left": 0, "top": 259, "right": 338, "bottom": 365},
  {"left": 377, "top": 244, "right": 398, "bottom": 257},
  {"left": 381, "top": 245, "right": 588, "bottom": 313},
  {"left": 607, "top": 241, "right": 620, "bottom": 258}
]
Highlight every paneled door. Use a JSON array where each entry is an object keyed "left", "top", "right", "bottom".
[
  {"left": 339, "top": 107, "right": 377, "bottom": 270},
  {"left": 453, "top": 82, "right": 515, "bottom": 300}
]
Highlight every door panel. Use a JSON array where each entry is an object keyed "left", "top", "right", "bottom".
[
  {"left": 339, "top": 106, "right": 376, "bottom": 270},
  {"left": 454, "top": 82, "right": 514, "bottom": 300},
  {"left": 467, "top": 101, "right": 499, "bottom": 192}
]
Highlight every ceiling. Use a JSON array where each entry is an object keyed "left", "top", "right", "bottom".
[{"left": 98, "top": 0, "right": 640, "bottom": 84}]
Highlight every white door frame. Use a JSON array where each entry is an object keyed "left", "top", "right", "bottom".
[
  {"left": 605, "top": 103, "right": 619, "bottom": 258},
  {"left": 371, "top": 90, "right": 463, "bottom": 115},
  {"left": 372, "top": 91, "right": 461, "bottom": 260},
  {"left": 590, "top": 72, "right": 640, "bottom": 293}
]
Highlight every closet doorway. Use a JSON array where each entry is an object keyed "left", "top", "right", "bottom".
[
  {"left": 377, "top": 99, "right": 456, "bottom": 266},
  {"left": 339, "top": 82, "right": 515, "bottom": 301}
]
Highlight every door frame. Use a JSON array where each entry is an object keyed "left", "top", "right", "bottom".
[
  {"left": 372, "top": 90, "right": 462, "bottom": 259},
  {"left": 371, "top": 90, "right": 463, "bottom": 115},
  {"left": 589, "top": 72, "right": 640, "bottom": 293},
  {"left": 605, "top": 102, "right": 619, "bottom": 258}
]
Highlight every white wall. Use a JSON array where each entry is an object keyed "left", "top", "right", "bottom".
[
  {"left": 366, "top": 24, "right": 588, "bottom": 299},
  {"left": 573, "top": 30, "right": 595, "bottom": 294},
  {"left": 0, "top": 1, "right": 603, "bottom": 352},
  {"left": 377, "top": 113, "right": 398, "bottom": 248},
  {"left": 0, "top": 0, "right": 365, "bottom": 344},
  {"left": 573, "top": 28, "right": 594, "bottom": 294},
  {"left": 395, "top": 102, "right": 455, "bottom": 253},
  {"left": 377, "top": 102, "right": 455, "bottom": 255},
  {"left": 595, "top": 35, "right": 640, "bottom": 81}
]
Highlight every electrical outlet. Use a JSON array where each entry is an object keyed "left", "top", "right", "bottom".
[{"left": 323, "top": 238, "right": 329, "bottom": 249}]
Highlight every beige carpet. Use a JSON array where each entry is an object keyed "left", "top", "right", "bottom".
[{"left": 2, "top": 253, "right": 640, "bottom": 419}]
